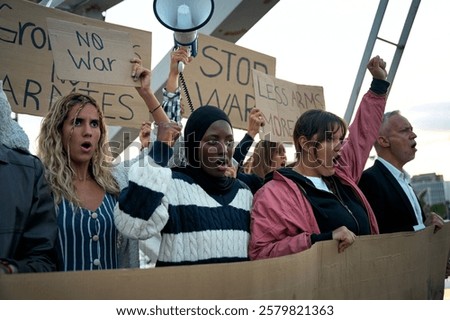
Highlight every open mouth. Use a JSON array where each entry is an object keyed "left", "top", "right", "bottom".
[
  {"left": 81, "top": 142, "right": 92, "bottom": 151},
  {"left": 215, "top": 158, "right": 229, "bottom": 171},
  {"left": 332, "top": 155, "right": 341, "bottom": 165},
  {"left": 215, "top": 158, "right": 226, "bottom": 166}
]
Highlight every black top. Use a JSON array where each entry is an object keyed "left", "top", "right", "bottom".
[
  {"left": 237, "top": 172, "right": 263, "bottom": 195},
  {"left": 276, "top": 168, "right": 371, "bottom": 244}
]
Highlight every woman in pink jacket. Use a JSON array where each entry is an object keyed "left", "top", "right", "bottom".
[{"left": 249, "top": 56, "right": 389, "bottom": 259}]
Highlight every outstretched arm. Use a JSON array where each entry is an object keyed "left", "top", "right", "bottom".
[
  {"left": 233, "top": 108, "right": 265, "bottom": 166},
  {"left": 338, "top": 55, "right": 389, "bottom": 182},
  {"left": 130, "top": 58, "right": 170, "bottom": 124},
  {"left": 166, "top": 47, "right": 192, "bottom": 93},
  {"left": 163, "top": 48, "right": 192, "bottom": 122}
]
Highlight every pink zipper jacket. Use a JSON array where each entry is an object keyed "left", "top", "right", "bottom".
[{"left": 249, "top": 89, "right": 385, "bottom": 260}]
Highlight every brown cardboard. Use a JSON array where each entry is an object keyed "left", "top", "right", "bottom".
[
  {"left": 0, "top": 0, "right": 151, "bottom": 128},
  {"left": 180, "top": 34, "right": 276, "bottom": 130},
  {"left": 47, "top": 18, "right": 136, "bottom": 87},
  {"left": 252, "top": 69, "right": 325, "bottom": 143},
  {"left": 1, "top": 224, "right": 449, "bottom": 300}
]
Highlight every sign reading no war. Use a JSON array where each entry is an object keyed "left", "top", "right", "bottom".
[{"left": 47, "top": 18, "right": 136, "bottom": 87}]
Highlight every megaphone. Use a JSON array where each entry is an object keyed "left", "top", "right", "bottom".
[{"left": 153, "top": 0, "right": 214, "bottom": 72}]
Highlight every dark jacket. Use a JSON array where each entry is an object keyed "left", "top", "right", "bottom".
[
  {"left": 0, "top": 144, "right": 58, "bottom": 272},
  {"left": 358, "top": 159, "right": 425, "bottom": 233}
]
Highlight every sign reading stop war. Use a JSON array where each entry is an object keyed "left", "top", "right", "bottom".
[
  {"left": 0, "top": 0, "right": 151, "bottom": 128},
  {"left": 252, "top": 69, "right": 326, "bottom": 143},
  {"left": 181, "top": 34, "right": 276, "bottom": 130},
  {"left": 47, "top": 18, "right": 136, "bottom": 87}
]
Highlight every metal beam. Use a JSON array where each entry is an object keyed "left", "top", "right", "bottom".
[
  {"left": 386, "top": 0, "right": 421, "bottom": 88},
  {"left": 344, "top": 0, "right": 388, "bottom": 124},
  {"left": 38, "top": 0, "right": 122, "bottom": 20},
  {"left": 344, "top": 0, "right": 421, "bottom": 124}
]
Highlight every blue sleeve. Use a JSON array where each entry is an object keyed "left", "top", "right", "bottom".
[
  {"left": 233, "top": 133, "right": 254, "bottom": 166},
  {"left": 149, "top": 140, "right": 173, "bottom": 167},
  {"left": 118, "top": 183, "right": 164, "bottom": 221}
]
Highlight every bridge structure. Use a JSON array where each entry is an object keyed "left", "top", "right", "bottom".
[{"left": 30, "top": 0, "right": 420, "bottom": 154}]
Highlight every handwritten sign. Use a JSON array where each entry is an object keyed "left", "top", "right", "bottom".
[
  {"left": 47, "top": 18, "right": 136, "bottom": 87},
  {"left": 181, "top": 34, "right": 276, "bottom": 130},
  {"left": 0, "top": 0, "right": 151, "bottom": 128},
  {"left": 252, "top": 69, "right": 326, "bottom": 143}
]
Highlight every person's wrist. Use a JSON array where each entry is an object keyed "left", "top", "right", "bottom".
[
  {"left": 0, "top": 260, "right": 14, "bottom": 274},
  {"left": 140, "top": 139, "right": 150, "bottom": 151},
  {"left": 247, "top": 130, "right": 257, "bottom": 138},
  {"left": 169, "top": 71, "right": 179, "bottom": 80},
  {"left": 150, "top": 104, "right": 161, "bottom": 114},
  {"left": 138, "top": 86, "right": 153, "bottom": 97},
  {"left": 370, "top": 78, "right": 390, "bottom": 95},
  {"left": 0, "top": 265, "right": 6, "bottom": 274}
]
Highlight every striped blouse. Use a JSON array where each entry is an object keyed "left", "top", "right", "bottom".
[{"left": 56, "top": 193, "right": 118, "bottom": 271}]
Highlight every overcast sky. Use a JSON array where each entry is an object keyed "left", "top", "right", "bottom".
[{"left": 19, "top": 0, "right": 450, "bottom": 180}]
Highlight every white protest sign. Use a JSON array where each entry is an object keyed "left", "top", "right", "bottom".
[{"left": 252, "top": 69, "right": 326, "bottom": 143}]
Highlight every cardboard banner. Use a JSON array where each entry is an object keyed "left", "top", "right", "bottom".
[
  {"left": 252, "top": 69, "right": 325, "bottom": 143},
  {"left": 47, "top": 18, "right": 136, "bottom": 87},
  {"left": 1, "top": 224, "right": 449, "bottom": 300},
  {"left": 0, "top": 0, "right": 151, "bottom": 128},
  {"left": 180, "top": 34, "right": 276, "bottom": 130}
]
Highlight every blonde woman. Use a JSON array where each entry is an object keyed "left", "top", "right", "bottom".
[
  {"left": 37, "top": 93, "right": 124, "bottom": 271},
  {"left": 250, "top": 140, "right": 287, "bottom": 179},
  {"left": 37, "top": 56, "right": 180, "bottom": 270},
  {"left": 236, "top": 140, "right": 286, "bottom": 195}
]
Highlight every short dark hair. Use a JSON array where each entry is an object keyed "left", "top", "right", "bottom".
[{"left": 293, "top": 109, "right": 347, "bottom": 160}]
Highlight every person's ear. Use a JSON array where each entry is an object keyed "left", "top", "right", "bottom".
[
  {"left": 298, "top": 136, "right": 309, "bottom": 152},
  {"left": 299, "top": 135, "right": 318, "bottom": 155},
  {"left": 377, "top": 135, "right": 390, "bottom": 147}
]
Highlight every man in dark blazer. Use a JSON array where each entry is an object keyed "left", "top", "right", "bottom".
[{"left": 358, "top": 110, "right": 444, "bottom": 234}]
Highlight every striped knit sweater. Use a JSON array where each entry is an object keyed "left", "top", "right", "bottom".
[{"left": 114, "top": 142, "right": 253, "bottom": 267}]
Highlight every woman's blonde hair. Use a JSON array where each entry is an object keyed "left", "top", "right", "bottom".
[
  {"left": 37, "top": 93, "right": 119, "bottom": 206},
  {"left": 250, "top": 140, "right": 285, "bottom": 179}
]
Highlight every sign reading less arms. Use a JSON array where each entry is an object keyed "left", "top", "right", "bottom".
[{"left": 252, "top": 69, "right": 326, "bottom": 143}]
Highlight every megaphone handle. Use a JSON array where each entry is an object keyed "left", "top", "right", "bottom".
[
  {"left": 178, "top": 61, "right": 185, "bottom": 73},
  {"left": 179, "top": 71, "right": 195, "bottom": 113}
]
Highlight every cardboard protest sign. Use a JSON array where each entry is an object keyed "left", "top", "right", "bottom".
[
  {"left": 180, "top": 34, "right": 276, "bottom": 130},
  {"left": 47, "top": 18, "right": 136, "bottom": 87},
  {"left": 252, "top": 69, "right": 325, "bottom": 143},
  {"left": 1, "top": 225, "right": 449, "bottom": 299},
  {"left": 0, "top": 0, "right": 151, "bottom": 128}
]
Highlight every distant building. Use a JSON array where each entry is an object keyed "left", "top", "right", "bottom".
[
  {"left": 445, "top": 181, "right": 450, "bottom": 202},
  {"left": 411, "top": 173, "right": 447, "bottom": 207}
]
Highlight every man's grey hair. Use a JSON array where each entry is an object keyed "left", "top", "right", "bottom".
[
  {"left": 379, "top": 110, "right": 402, "bottom": 134},
  {"left": 374, "top": 110, "right": 402, "bottom": 150}
]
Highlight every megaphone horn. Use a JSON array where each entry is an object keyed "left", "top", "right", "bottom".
[
  {"left": 153, "top": 0, "right": 215, "bottom": 72},
  {"left": 153, "top": 0, "right": 214, "bottom": 33}
]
